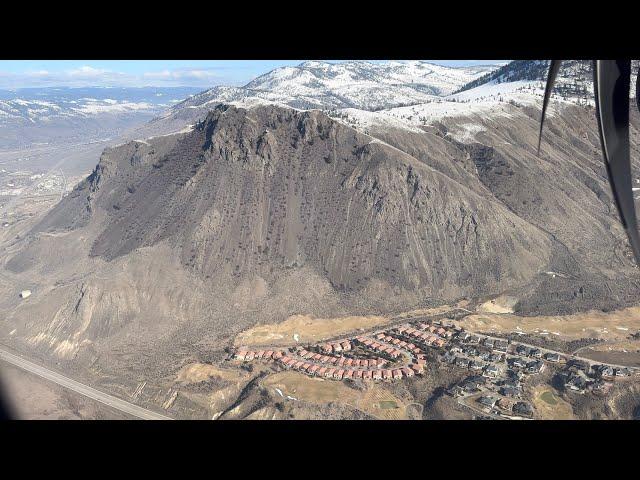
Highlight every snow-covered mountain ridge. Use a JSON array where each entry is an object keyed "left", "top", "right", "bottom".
[
  {"left": 0, "top": 86, "right": 201, "bottom": 124},
  {"left": 171, "top": 60, "right": 498, "bottom": 113},
  {"left": 141, "top": 60, "right": 639, "bottom": 144}
]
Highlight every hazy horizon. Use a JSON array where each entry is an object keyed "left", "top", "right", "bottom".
[{"left": 0, "top": 60, "right": 506, "bottom": 90}]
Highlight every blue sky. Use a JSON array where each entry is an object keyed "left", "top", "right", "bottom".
[{"left": 0, "top": 60, "right": 504, "bottom": 89}]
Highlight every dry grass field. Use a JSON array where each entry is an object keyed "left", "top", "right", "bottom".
[
  {"left": 175, "top": 362, "right": 248, "bottom": 384},
  {"left": 477, "top": 295, "right": 517, "bottom": 314},
  {"left": 460, "top": 306, "right": 640, "bottom": 341},
  {"left": 233, "top": 304, "right": 464, "bottom": 348},
  {"left": 393, "top": 304, "right": 457, "bottom": 319},
  {"left": 260, "top": 371, "right": 409, "bottom": 419},
  {"left": 531, "top": 385, "right": 575, "bottom": 420},
  {"left": 234, "top": 313, "right": 390, "bottom": 347}
]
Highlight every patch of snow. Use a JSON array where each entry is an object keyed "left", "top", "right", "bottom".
[{"left": 448, "top": 123, "right": 485, "bottom": 143}]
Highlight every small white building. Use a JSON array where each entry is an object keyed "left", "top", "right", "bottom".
[{"left": 19, "top": 290, "right": 31, "bottom": 299}]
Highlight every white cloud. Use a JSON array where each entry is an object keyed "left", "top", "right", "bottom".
[
  {"left": 26, "top": 70, "right": 50, "bottom": 77},
  {"left": 142, "top": 68, "right": 221, "bottom": 83},
  {"left": 68, "top": 65, "right": 109, "bottom": 77},
  {"left": 143, "top": 69, "right": 173, "bottom": 79},
  {"left": 0, "top": 65, "right": 229, "bottom": 89}
]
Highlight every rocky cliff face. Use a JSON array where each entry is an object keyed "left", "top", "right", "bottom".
[{"left": 31, "top": 104, "right": 556, "bottom": 301}]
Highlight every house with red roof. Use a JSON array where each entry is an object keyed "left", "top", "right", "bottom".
[{"left": 410, "top": 363, "right": 423, "bottom": 374}]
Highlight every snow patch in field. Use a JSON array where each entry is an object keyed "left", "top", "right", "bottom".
[{"left": 448, "top": 123, "right": 486, "bottom": 143}]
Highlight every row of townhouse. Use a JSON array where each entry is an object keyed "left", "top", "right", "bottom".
[
  {"left": 233, "top": 325, "right": 433, "bottom": 382},
  {"left": 320, "top": 340, "right": 352, "bottom": 354},
  {"left": 353, "top": 337, "right": 404, "bottom": 359},
  {"left": 294, "top": 348, "right": 386, "bottom": 368},
  {"left": 234, "top": 349, "right": 284, "bottom": 361},
  {"left": 394, "top": 326, "right": 447, "bottom": 348},
  {"left": 371, "top": 333, "right": 423, "bottom": 354},
  {"left": 278, "top": 353, "right": 423, "bottom": 381},
  {"left": 414, "top": 322, "right": 454, "bottom": 339}
]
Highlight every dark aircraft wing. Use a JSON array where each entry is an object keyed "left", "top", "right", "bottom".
[
  {"left": 538, "top": 60, "right": 562, "bottom": 154},
  {"left": 593, "top": 60, "right": 640, "bottom": 266}
]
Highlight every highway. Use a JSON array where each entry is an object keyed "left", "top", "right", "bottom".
[{"left": 0, "top": 347, "right": 172, "bottom": 420}]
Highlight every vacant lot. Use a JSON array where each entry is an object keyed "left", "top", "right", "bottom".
[
  {"left": 576, "top": 345, "right": 640, "bottom": 367},
  {"left": 477, "top": 295, "right": 517, "bottom": 314},
  {"left": 176, "top": 362, "right": 248, "bottom": 384},
  {"left": 531, "top": 386, "right": 575, "bottom": 420},
  {"left": 261, "top": 371, "right": 409, "bottom": 419},
  {"left": 234, "top": 313, "right": 390, "bottom": 347}
]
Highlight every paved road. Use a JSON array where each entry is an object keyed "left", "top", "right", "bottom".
[{"left": 0, "top": 347, "right": 172, "bottom": 420}]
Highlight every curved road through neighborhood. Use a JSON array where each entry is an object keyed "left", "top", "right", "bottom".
[{"left": 0, "top": 347, "right": 172, "bottom": 420}]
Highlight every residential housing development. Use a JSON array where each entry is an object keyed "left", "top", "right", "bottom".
[{"left": 232, "top": 314, "right": 639, "bottom": 420}]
